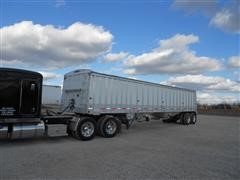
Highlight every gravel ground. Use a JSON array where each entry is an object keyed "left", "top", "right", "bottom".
[{"left": 0, "top": 114, "right": 239, "bottom": 180}]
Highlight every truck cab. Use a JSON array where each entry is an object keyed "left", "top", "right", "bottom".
[
  {"left": 0, "top": 68, "right": 44, "bottom": 139},
  {"left": 0, "top": 68, "right": 42, "bottom": 121}
]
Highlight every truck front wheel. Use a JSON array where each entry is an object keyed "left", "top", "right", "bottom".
[{"left": 75, "top": 117, "right": 97, "bottom": 141}]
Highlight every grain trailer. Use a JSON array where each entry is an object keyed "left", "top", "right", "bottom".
[{"left": 62, "top": 69, "right": 197, "bottom": 140}]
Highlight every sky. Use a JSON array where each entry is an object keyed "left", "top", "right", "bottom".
[{"left": 0, "top": 0, "right": 239, "bottom": 104}]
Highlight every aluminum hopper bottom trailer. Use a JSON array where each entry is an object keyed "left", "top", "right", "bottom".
[{"left": 0, "top": 68, "right": 197, "bottom": 141}]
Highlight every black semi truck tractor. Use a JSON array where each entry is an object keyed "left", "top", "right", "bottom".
[
  {"left": 0, "top": 68, "right": 45, "bottom": 139},
  {"left": 0, "top": 68, "right": 73, "bottom": 139}
]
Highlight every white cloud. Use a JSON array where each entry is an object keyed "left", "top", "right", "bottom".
[
  {"left": 39, "top": 71, "right": 62, "bottom": 81},
  {"left": 210, "top": 6, "right": 240, "bottom": 33},
  {"left": 1, "top": 21, "right": 113, "bottom": 69},
  {"left": 197, "top": 93, "right": 239, "bottom": 105},
  {"left": 228, "top": 56, "right": 240, "bottom": 68},
  {"left": 159, "top": 33, "right": 199, "bottom": 48},
  {"left": 233, "top": 71, "right": 240, "bottom": 81},
  {"left": 103, "top": 52, "right": 129, "bottom": 62},
  {"left": 124, "top": 34, "right": 222, "bottom": 75},
  {"left": 162, "top": 74, "right": 240, "bottom": 92},
  {"left": 173, "top": 0, "right": 240, "bottom": 33}
]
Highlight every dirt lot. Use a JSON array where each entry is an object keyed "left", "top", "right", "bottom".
[{"left": 0, "top": 114, "right": 239, "bottom": 180}]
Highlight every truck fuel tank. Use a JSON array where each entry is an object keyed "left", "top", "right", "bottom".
[
  {"left": 11, "top": 122, "right": 45, "bottom": 139},
  {"left": 0, "top": 121, "right": 46, "bottom": 139}
]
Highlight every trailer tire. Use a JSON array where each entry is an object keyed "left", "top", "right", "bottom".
[
  {"left": 75, "top": 117, "right": 97, "bottom": 141},
  {"left": 190, "top": 113, "right": 197, "bottom": 124},
  {"left": 99, "top": 116, "right": 121, "bottom": 138},
  {"left": 182, "top": 113, "right": 191, "bottom": 125}
]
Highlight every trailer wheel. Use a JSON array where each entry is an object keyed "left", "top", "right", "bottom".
[
  {"left": 182, "top": 113, "right": 191, "bottom": 125},
  {"left": 190, "top": 113, "right": 197, "bottom": 124},
  {"left": 75, "top": 117, "right": 97, "bottom": 141},
  {"left": 99, "top": 116, "right": 121, "bottom": 138}
]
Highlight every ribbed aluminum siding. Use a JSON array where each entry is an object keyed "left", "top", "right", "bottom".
[{"left": 87, "top": 73, "right": 196, "bottom": 115}]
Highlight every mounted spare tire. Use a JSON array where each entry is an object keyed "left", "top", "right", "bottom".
[
  {"left": 75, "top": 117, "right": 97, "bottom": 141},
  {"left": 98, "top": 116, "right": 121, "bottom": 138}
]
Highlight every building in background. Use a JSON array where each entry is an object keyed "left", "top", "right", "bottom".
[{"left": 42, "top": 85, "right": 62, "bottom": 105}]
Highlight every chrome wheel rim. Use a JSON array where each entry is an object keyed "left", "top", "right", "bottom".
[
  {"left": 187, "top": 116, "right": 191, "bottom": 124},
  {"left": 81, "top": 122, "right": 94, "bottom": 137},
  {"left": 105, "top": 120, "right": 117, "bottom": 135}
]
